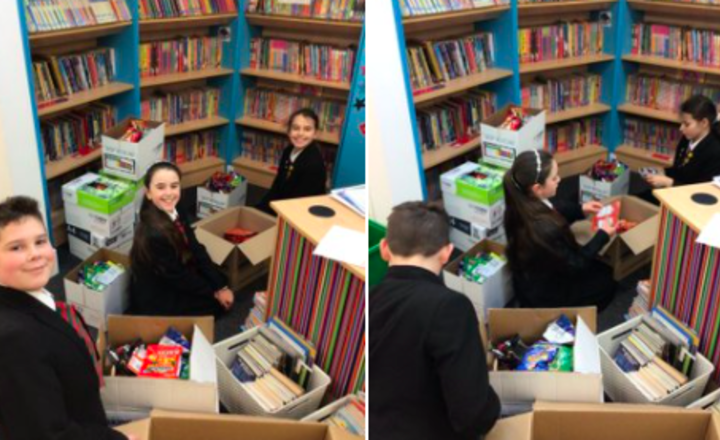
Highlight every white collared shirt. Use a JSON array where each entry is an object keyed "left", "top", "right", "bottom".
[
  {"left": 27, "top": 289, "right": 56, "bottom": 311},
  {"left": 167, "top": 209, "right": 179, "bottom": 222},
  {"left": 689, "top": 133, "right": 708, "bottom": 152},
  {"left": 542, "top": 199, "right": 553, "bottom": 209}
]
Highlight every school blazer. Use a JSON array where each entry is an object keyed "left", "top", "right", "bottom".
[{"left": 666, "top": 133, "right": 720, "bottom": 186}]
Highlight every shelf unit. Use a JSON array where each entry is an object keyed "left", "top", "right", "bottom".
[{"left": 236, "top": 116, "right": 340, "bottom": 144}]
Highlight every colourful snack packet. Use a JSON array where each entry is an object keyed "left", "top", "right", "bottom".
[
  {"left": 516, "top": 342, "right": 559, "bottom": 371},
  {"left": 549, "top": 346, "right": 574, "bottom": 372},
  {"left": 543, "top": 314, "right": 576, "bottom": 345},
  {"left": 138, "top": 345, "right": 183, "bottom": 379}
]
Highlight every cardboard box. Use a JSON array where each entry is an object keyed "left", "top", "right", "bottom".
[
  {"left": 448, "top": 215, "right": 506, "bottom": 252},
  {"left": 67, "top": 223, "right": 134, "bottom": 260},
  {"left": 572, "top": 195, "right": 660, "bottom": 281},
  {"left": 194, "top": 207, "right": 277, "bottom": 291},
  {"left": 444, "top": 191, "right": 505, "bottom": 230},
  {"left": 487, "top": 308, "right": 603, "bottom": 405},
  {"left": 486, "top": 401, "right": 718, "bottom": 440},
  {"left": 116, "top": 409, "right": 361, "bottom": 440},
  {"left": 100, "top": 316, "right": 218, "bottom": 417},
  {"left": 197, "top": 180, "right": 248, "bottom": 219},
  {"left": 481, "top": 105, "right": 546, "bottom": 168},
  {"left": 64, "top": 248, "right": 130, "bottom": 329},
  {"left": 65, "top": 202, "right": 135, "bottom": 237},
  {"left": 102, "top": 118, "right": 164, "bottom": 181},
  {"left": 598, "top": 315, "right": 714, "bottom": 406},
  {"left": 444, "top": 240, "right": 512, "bottom": 322},
  {"left": 579, "top": 169, "right": 631, "bottom": 203},
  {"left": 62, "top": 172, "right": 138, "bottom": 215}
]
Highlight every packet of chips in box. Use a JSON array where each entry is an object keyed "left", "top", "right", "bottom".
[
  {"left": 543, "top": 314, "right": 576, "bottom": 345},
  {"left": 516, "top": 342, "right": 559, "bottom": 371},
  {"left": 549, "top": 346, "right": 573, "bottom": 372},
  {"left": 158, "top": 327, "right": 191, "bottom": 354},
  {"left": 138, "top": 345, "right": 183, "bottom": 379}
]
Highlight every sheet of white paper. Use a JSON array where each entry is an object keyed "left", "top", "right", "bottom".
[
  {"left": 331, "top": 185, "right": 366, "bottom": 217},
  {"left": 713, "top": 176, "right": 720, "bottom": 189},
  {"left": 574, "top": 317, "right": 602, "bottom": 374},
  {"left": 314, "top": 226, "right": 367, "bottom": 268},
  {"left": 698, "top": 214, "right": 720, "bottom": 250}
]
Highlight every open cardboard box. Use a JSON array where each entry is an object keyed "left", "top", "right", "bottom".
[
  {"left": 102, "top": 118, "right": 164, "bottom": 181},
  {"left": 487, "top": 307, "right": 603, "bottom": 405},
  {"left": 194, "top": 207, "right": 277, "bottom": 291},
  {"left": 481, "top": 104, "right": 546, "bottom": 169},
  {"left": 572, "top": 195, "right": 659, "bottom": 281},
  {"left": 99, "top": 316, "right": 218, "bottom": 417},
  {"left": 486, "top": 401, "right": 720, "bottom": 440},
  {"left": 117, "top": 410, "right": 361, "bottom": 440}
]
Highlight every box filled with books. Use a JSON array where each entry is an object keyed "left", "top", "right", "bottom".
[
  {"left": 302, "top": 393, "right": 365, "bottom": 438},
  {"left": 598, "top": 307, "right": 714, "bottom": 406},
  {"left": 214, "top": 317, "right": 331, "bottom": 419}
]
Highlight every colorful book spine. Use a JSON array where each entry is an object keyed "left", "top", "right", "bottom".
[
  {"left": 626, "top": 73, "right": 720, "bottom": 114},
  {"left": 138, "top": 0, "right": 236, "bottom": 19},
  {"left": 162, "top": 129, "right": 220, "bottom": 163},
  {"left": 266, "top": 217, "right": 365, "bottom": 399},
  {"left": 623, "top": 117, "right": 680, "bottom": 156},
  {"left": 139, "top": 36, "right": 223, "bottom": 78},
  {"left": 24, "top": 0, "right": 131, "bottom": 33},
  {"left": 247, "top": 0, "right": 365, "bottom": 22},
  {"left": 240, "top": 130, "right": 336, "bottom": 176},
  {"left": 40, "top": 103, "right": 116, "bottom": 162},
  {"left": 545, "top": 118, "right": 602, "bottom": 154},
  {"left": 399, "top": 0, "right": 508, "bottom": 17},
  {"left": 632, "top": 22, "right": 720, "bottom": 68},
  {"left": 141, "top": 87, "right": 221, "bottom": 126},
  {"left": 519, "top": 21, "right": 604, "bottom": 64},
  {"left": 522, "top": 73, "right": 602, "bottom": 114}
]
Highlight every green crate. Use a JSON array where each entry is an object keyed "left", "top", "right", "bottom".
[{"left": 369, "top": 220, "right": 388, "bottom": 287}]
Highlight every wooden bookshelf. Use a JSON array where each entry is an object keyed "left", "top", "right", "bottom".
[
  {"left": 139, "top": 13, "right": 237, "bottom": 32},
  {"left": 622, "top": 54, "right": 720, "bottom": 76},
  {"left": 245, "top": 13, "right": 362, "bottom": 35},
  {"left": 37, "top": 82, "right": 134, "bottom": 118},
  {"left": 51, "top": 208, "right": 67, "bottom": 247},
  {"left": 518, "top": 0, "right": 617, "bottom": 16},
  {"left": 545, "top": 103, "right": 611, "bottom": 125},
  {"left": 29, "top": 22, "right": 132, "bottom": 48},
  {"left": 618, "top": 103, "right": 679, "bottom": 123},
  {"left": 628, "top": 0, "right": 720, "bottom": 18},
  {"left": 422, "top": 137, "right": 480, "bottom": 170},
  {"left": 554, "top": 144, "right": 607, "bottom": 178},
  {"left": 240, "top": 68, "right": 351, "bottom": 91},
  {"left": 140, "top": 68, "right": 234, "bottom": 88},
  {"left": 236, "top": 116, "right": 340, "bottom": 144},
  {"left": 519, "top": 54, "right": 614, "bottom": 74},
  {"left": 402, "top": 5, "right": 511, "bottom": 33},
  {"left": 413, "top": 68, "right": 513, "bottom": 105},
  {"left": 232, "top": 157, "right": 277, "bottom": 189},
  {"left": 614, "top": 144, "right": 674, "bottom": 171},
  {"left": 44, "top": 149, "right": 102, "bottom": 180},
  {"left": 177, "top": 156, "right": 226, "bottom": 188},
  {"left": 165, "top": 116, "right": 230, "bottom": 137}
]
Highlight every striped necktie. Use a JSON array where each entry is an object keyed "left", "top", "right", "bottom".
[{"left": 55, "top": 301, "right": 104, "bottom": 388}]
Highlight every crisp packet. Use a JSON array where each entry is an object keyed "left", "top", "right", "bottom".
[
  {"left": 158, "top": 327, "right": 191, "bottom": 353},
  {"left": 543, "top": 314, "right": 576, "bottom": 345},
  {"left": 549, "top": 346, "right": 573, "bottom": 372},
  {"left": 138, "top": 345, "right": 183, "bottom": 379},
  {"left": 516, "top": 342, "right": 559, "bottom": 371}
]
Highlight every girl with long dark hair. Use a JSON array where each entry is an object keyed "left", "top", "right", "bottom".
[{"left": 504, "top": 150, "right": 617, "bottom": 311}]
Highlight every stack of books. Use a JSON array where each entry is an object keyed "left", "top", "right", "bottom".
[
  {"left": 632, "top": 23, "right": 720, "bottom": 67},
  {"left": 519, "top": 21, "right": 604, "bottom": 64},
  {"left": 545, "top": 118, "right": 602, "bottom": 154},
  {"left": 163, "top": 130, "right": 220, "bottom": 163},
  {"left": 25, "top": 0, "right": 132, "bottom": 33},
  {"left": 522, "top": 73, "right": 602, "bottom": 114},
  {"left": 399, "top": 0, "right": 508, "bottom": 17},
  {"left": 244, "top": 291, "right": 268, "bottom": 331},
  {"left": 249, "top": 38, "right": 356, "bottom": 84},
  {"left": 141, "top": 87, "right": 221, "bottom": 127},
  {"left": 247, "top": 0, "right": 365, "bottom": 22},
  {"left": 320, "top": 394, "right": 365, "bottom": 436},
  {"left": 138, "top": 0, "right": 236, "bottom": 19},
  {"left": 41, "top": 103, "right": 117, "bottom": 162},
  {"left": 140, "top": 36, "right": 223, "bottom": 78},
  {"left": 627, "top": 280, "right": 651, "bottom": 320},
  {"left": 623, "top": 118, "right": 680, "bottom": 156},
  {"left": 626, "top": 73, "right": 720, "bottom": 115}
]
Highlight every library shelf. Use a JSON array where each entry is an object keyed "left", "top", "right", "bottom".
[
  {"left": 546, "top": 103, "right": 611, "bottom": 125},
  {"left": 413, "top": 68, "right": 513, "bottom": 106},
  {"left": 140, "top": 68, "right": 234, "bottom": 88},
  {"left": 622, "top": 54, "right": 720, "bottom": 77},
  {"left": 628, "top": 0, "right": 720, "bottom": 18},
  {"left": 139, "top": 13, "right": 237, "bottom": 32},
  {"left": 29, "top": 22, "right": 132, "bottom": 47},
  {"left": 245, "top": 13, "right": 362, "bottom": 35},
  {"left": 177, "top": 156, "right": 226, "bottom": 188},
  {"left": 518, "top": 0, "right": 617, "bottom": 16},
  {"left": 614, "top": 144, "right": 674, "bottom": 171},
  {"left": 422, "top": 137, "right": 480, "bottom": 170},
  {"left": 236, "top": 116, "right": 340, "bottom": 144},
  {"left": 37, "top": 82, "right": 135, "bottom": 118},
  {"left": 520, "top": 53, "right": 614, "bottom": 74},
  {"left": 232, "top": 156, "right": 277, "bottom": 189},
  {"left": 240, "top": 68, "right": 351, "bottom": 91},
  {"left": 44, "top": 149, "right": 102, "bottom": 181},
  {"left": 165, "top": 116, "right": 230, "bottom": 137},
  {"left": 402, "top": 5, "right": 511, "bottom": 33},
  {"left": 617, "top": 103, "right": 679, "bottom": 123},
  {"left": 554, "top": 144, "right": 607, "bottom": 178}
]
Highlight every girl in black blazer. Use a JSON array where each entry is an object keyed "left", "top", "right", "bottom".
[
  {"left": 646, "top": 95, "right": 720, "bottom": 189},
  {"left": 0, "top": 196, "right": 133, "bottom": 440},
  {"left": 504, "top": 150, "right": 618, "bottom": 311},
  {"left": 129, "top": 162, "right": 233, "bottom": 316},
  {"left": 256, "top": 108, "right": 327, "bottom": 215}
]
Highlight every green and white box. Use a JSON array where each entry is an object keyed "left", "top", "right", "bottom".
[
  {"left": 102, "top": 118, "right": 164, "bottom": 181},
  {"left": 62, "top": 173, "right": 137, "bottom": 215},
  {"left": 441, "top": 162, "right": 505, "bottom": 230}
]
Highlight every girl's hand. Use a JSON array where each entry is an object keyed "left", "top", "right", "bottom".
[
  {"left": 215, "top": 288, "right": 234, "bottom": 310},
  {"left": 600, "top": 220, "right": 618, "bottom": 238},
  {"left": 582, "top": 200, "right": 604, "bottom": 216},
  {"left": 646, "top": 174, "right": 674, "bottom": 188}
]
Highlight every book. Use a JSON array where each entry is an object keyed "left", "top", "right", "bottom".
[
  {"left": 399, "top": 0, "right": 508, "bottom": 17},
  {"left": 40, "top": 103, "right": 117, "bottom": 162},
  {"left": 545, "top": 118, "right": 603, "bottom": 154},
  {"left": 142, "top": 87, "right": 221, "bottom": 126},
  {"left": 163, "top": 129, "right": 220, "bottom": 163},
  {"left": 522, "top": 73, "right": 602, "bottom": 114},
  {"left": 623, "top": 117, "right": 679, "bottom": 157},
  {"left": 320, "top": 394, "right": 365, "bottom": 436},
  {"left": 138, "top": 0, "right": 236, "bottom": 19},
  {"left": 25, "top": 0, "right": 131, "bottom": 33},
  {"left": 592, "top": 200, "right": 621, "bottom": 232},
  {"left": 632, "top": 22, "right": 720, "bottom": 68},
  {"left": 139, "top": 36, "right": 223, "bottom": 78},
  {"left": 626, "top": 72, "right": 720, "bottom": 116},
  {"left": 519, "top": 21, "right": 604, "bottom": 65},
  {"left": 247, "top": 0, "right": 365, "bottom": 22}
]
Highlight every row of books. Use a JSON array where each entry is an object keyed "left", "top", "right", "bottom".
[
  {"left": 631, "top": 23, "right": 720, "bottom": 67},
  {"left": 399, "top": 0, "right": 507, "bottom": 17},
  {"left": 627, "top": 280, "right": 652, "bottom": 320},
  {"left": 138, "top": 0, "right": 236, "bottom": 20},
  {"left": 249, "top": 38, "right": 356, "bottom": 84},
  {"left": 623, "top": 117, "right": 680, "bottom": 155},
  {"left": 141, "top": 87, "right": 220, "bottom": 126},
  {"left": 41, "top": 103, "right": 116, "bottom": 162},
  {"left": 240, "top": 130, "right": 336, "bottom": 174},
  {"left": 139, "top": 36, "right": 223, "bottom": 78},
  {"left": 244, "top": 87, "right": 346, "bottom": 134},
  {"left": 626, "top": 73, "right": 720, "bottom": 114},
  {"left": 25, "top": 0, "right": 132, "bottom": 33},
  {"left": 32, "top": 48, "right": 117, "bottom": 106},
  {"left": 247, "top": 0, "right": 365, "bottom": 22},
  {"left": 320, "top": 394, "right": 365, "bottom": 436},
  {"left": 519, "top": 21, "right": 604, "bottom": 64},
  {"left": 162, "top": 129, "right": 219, "bottom": 163},
  {"left": 521, "top": 73, "right": 602, "bottom": 114},
  {"left": 244, "top": 291, "right": 268, "bottom": 331},
  {"left": 416, "top": 90, "right": 496, "bottom": 152},
  {"left": 407, "top": 32, "right": 496, "bottom": 94},
  {"left": 546, "top": 117, "right": 602, "bottom": 154}
]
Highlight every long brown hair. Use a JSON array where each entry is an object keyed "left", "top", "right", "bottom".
[{"left": 130, "top": 162, "right": 190, "bottom": 269}]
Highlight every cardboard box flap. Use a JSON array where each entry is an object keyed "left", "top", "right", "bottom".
[
  {"left": 189, "top": 324, "right": 217, "bottom": 384},
  {"left": 116, "top": 418, "right": 151, "bottom": 439},
  {"left": 709, "top": 413, "right": 720, "bottom": 440},
  {"left": 107, "top": 315, "right": 214, "bottom": 346},
  {"left": 104, "top": 118, "right": 164, "bottom": 140},
  {"left": 488, "top": 307, "right": 597, "bottom": 343},
  {"left": 619, "top": 213, "right": 659, "bottom": 255},
  {"left": 326, "top": 426, "right": 362, "bottom": 440},
  {"left": 574, "top": 317, "right": 602, "bottom": 375},
  {"left": 236, "top": 225, "right": 276, "bottom": 264},
  {"left": 485, "top": 413, "right": 532, "bottom": 440},
  {"left": 195, "top": 227, "right": 236, "bottom": 265}
]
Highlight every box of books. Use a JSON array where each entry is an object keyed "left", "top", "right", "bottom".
[
  {"left": 99, "top": 316, "right": 218, "bottom": 418},
  {"left": 598, "top": 308, "right": 714, "bottom": 406},
  {"left": 481, "top": 105, "right": 546, "bottom": 168},
  {"left": 579, "top": 160, "right": 630, "bottom": 203},
  {"left": 444, "top": 240, "right": 512, "bottom": 323},
  {"left": 487, "top": 308, "right": 603, "bottom": 406},
  {"left": 214, "top": 317, "right": 331, "bottom": 419},
  {"left": 448, "top": 216, "right": 506, "bottom": 253},
  {"left": 302, "top": 393, "right": 365, "bottom": 438},
  {"left": 197, "top": 171, "right": 248, "bottom": 219},
  {"left": 63, "top": 249, "right": 130, "bottom": 329},
  {"left": 102, "top": 118, "right": 164, "bottom": 181}
]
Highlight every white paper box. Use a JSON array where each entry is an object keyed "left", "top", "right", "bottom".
[
  {"left": 444, "top": 191, "right": 505, "bottom": 230},
  {"left": 197, "top": 180, "right": 248, "bottom": 219},
  {"left": 65, "top": 202, "right": 134, "bottom": 237},
  {"left": 481, "top": 105, "right": 546, "bottom": 169},
  {"left": 448, "top": 215, "right": 505, "bottom": 252},
  {"left": 102, "top": 119, "right": 164, "bottom": 181},
  {"left": 67, "top": 224, "right": 134, "bottom": 260},
  {"left": 579, "top": 170, "right": 631, "bottom": 203}
]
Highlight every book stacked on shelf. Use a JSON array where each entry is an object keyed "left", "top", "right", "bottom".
[
  {"left": 140, "top": 36, "right": 223, "bottom": 78},
  {"left": 247, "top": 0, "right": 365, "bottom": 22},
  {"left": 244, "top": 87, "right": 346, "bottom": 134},
  {"left": 244, "top": 291, "right": 268, "bottom": 331},
  {"left": 319, "top": 394, "right": 365, "bottom": 436},
  {"left": 612, "top": 307, "right": 699, "bottom": 402},
  {"left": 399, "top": 0, "right": 508, "bottom": 17},
  {"left": 626, "top": 73, "right": 720, "bottom": 114},
  {"left": 627, "top": 280, "right": 651, "bottom": 320},
  {"left": 241, "top": 130, "right": 337, "bottom": 175},
  {"left": 545, "top": 118, "right": 602, "bottom": 154},
  {"left": 41, "top": 103, "right": 117, "bottom": 162},
  {"left": 138, "top": 0, "right": 236, "bottom": 20},
  {"left": 623, "top": 118, "right": 679, "bottom": 156},
  {"left": 141, "top": 87, "right": 220, "bottom": 127},
  {"left": 632, "top": 23, "right": 720, "bottom": 68},
  {"left": 163, "top": 130, "right": 220, "bottom": 163},
  {"left": 521, "top": 73, "right": 602, "bottom": 114},
  {"left": 416, "top": 90, "right": 496, "bottom": 152},
  {"left": 230, "top": 317, "right": 317, "bottom": 412},
  {"left": 519, "top": 21, "right": 604, "bottom": 64},
  {"left": 406, "top": 32, "right": 496, "bottom": 95},
  {"left": 24, "top": 0, "right": 132, "bottom": 33}
]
